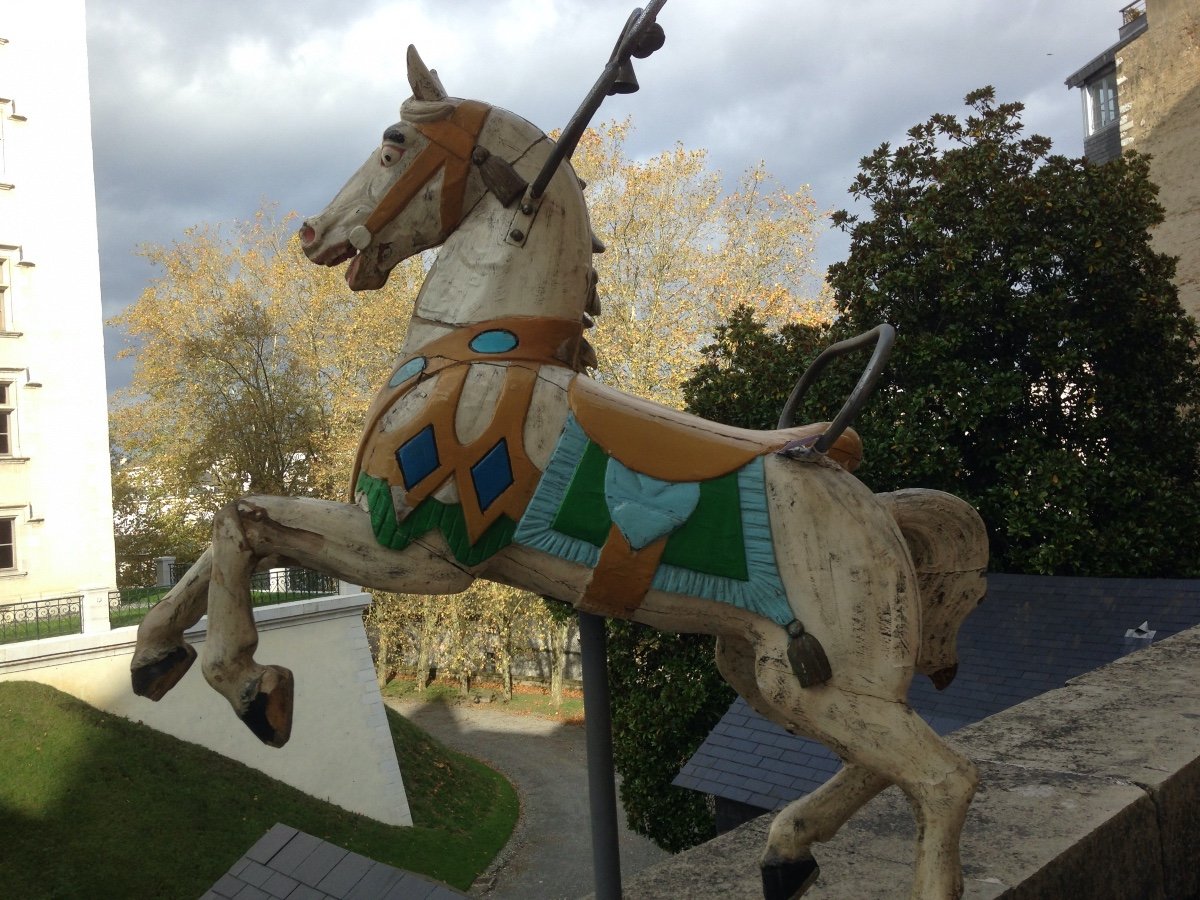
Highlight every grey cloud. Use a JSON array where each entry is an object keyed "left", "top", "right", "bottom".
[{"left": 87, "top": 0, "right": 1122, "bottom": 392}]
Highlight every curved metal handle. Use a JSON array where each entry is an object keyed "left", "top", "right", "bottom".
[{"left": 777, "top": 324, "right": 896, "bottom": 454}]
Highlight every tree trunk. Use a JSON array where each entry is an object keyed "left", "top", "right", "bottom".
[
  {"left": 549, "top": 618, "right": 575, "bottom": 706},
  {"left": 414, "top": 615, "right": 436, "bottom": 691},
  {"left": 498, "top": 626, "right": 515, "bottom": 701},
  {"left": 375, "top": 638, "right": 391, "bottom": 689}
]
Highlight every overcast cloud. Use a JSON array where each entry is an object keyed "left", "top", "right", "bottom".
[{"left": 86, "top": 0, "right": 1123, "bottom": 392}]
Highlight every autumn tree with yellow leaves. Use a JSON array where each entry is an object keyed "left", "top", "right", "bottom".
[
  {"left": 110, "top": 208, "right": 423, "bottom": 507},
  {"left": 574, "top": 118, "right": 829, "bottom": 405}
]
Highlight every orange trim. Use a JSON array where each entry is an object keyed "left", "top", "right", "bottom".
[
  {"left": 363, "top": 146, "right": 450, "bottom": 235},
  {"left": 569, "top": 375, "right": 862, "bottom": 482},
  {"left": 352, "top": 317, "right": 586, "bottom": 544},
  {"left": 356, "top": 364, "right": 540, "bottom": 545},
  {"left": 451, "top": 365, "right": 541, "bottom": 542},
  {"left": 578, "top": 525, "right": 667, "bottom": 618},
  {"left": 353, "top": 316, "right": 583, "bottom": 491},
  {"left": 362, "top": 100, "right": 491, "bottom": 241}
]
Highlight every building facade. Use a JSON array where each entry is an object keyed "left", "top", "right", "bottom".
[
  {"left": 1067, "top": 0, "right": 1200, "bottom": 321},
  {"left": 0, "top": 3, "right": 117, "bottom": 607}
]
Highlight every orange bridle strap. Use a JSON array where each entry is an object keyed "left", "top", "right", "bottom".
[{"left": 360, "top": 100, "right": 492, "bottom": 242}]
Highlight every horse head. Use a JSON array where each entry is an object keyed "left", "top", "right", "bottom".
[{"left": 300, "top": 46, "right": 582, "bottom": 295}]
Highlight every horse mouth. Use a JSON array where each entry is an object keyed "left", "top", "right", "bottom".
[
  {"left": 345, "top": 247, "right": 391, "bottom": 291},
  {"left": 307, "top": 241, "right": 374, "bottom": 290},
  {"left": 311, "top": 241, "right": 357, "bottom": 268}
]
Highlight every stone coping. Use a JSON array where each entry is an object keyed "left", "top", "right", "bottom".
[{"left": 621, "top": 625, "right": 1200, "bottom": 899}]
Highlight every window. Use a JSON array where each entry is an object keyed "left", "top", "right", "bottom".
[
  {"left": 0, "top": 380, "right": 13, "bottom": 454},
  {"left": 1084, "top": 70, "right": 1118, "bottom": 135},
  {"left": 0, "top": 517, "right": 14, "bottom": 570}
]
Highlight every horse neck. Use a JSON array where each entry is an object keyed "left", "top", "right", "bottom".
[{"left": 402, "top": 167, "right": 593, "bottom": 355}]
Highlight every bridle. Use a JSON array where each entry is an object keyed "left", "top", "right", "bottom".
[{"left": 347, "top": 100, "right": 492, "bottom": 252}]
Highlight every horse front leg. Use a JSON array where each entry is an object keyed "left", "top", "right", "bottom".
[
  {"left": 760, "top": 765, "right": 890, "bottom": 898},
  {"left": 201, "top": 500, "right": 295, "bottom": 747},
  {"left": 198, "top": 494, "right": 474, "bottom": 747},
  {"left": 131, "top": 549, "right": 213, "bottom": 700}
]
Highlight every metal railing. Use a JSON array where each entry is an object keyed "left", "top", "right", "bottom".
[
  {"left": 1121, "top": 0, "right": 1146, "bottom": 25},
  {"left": 108, "top": 587, "right": 168, "bottom": 629},
  {"left": 106, "top": 566, "right": 340, "bottom": 630},
  {"left": 169, "top": 560, "right": 193, "bottom": 585},
  {"left": 0, "top": 595, "right": 83, "bottom": 645},
  {"left": 249, "top": 567, "right": 339, "bottom": 603}
]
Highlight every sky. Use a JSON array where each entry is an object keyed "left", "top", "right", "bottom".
[{"left": 85, "top": 0, "right": 1125, "bottom": 393}]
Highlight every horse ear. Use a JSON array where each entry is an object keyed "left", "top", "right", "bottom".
[{"left": 407, "top": 45, "right": 448, "bottom": 101}]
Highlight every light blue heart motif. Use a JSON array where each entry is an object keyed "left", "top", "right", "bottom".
[{"left": 604, "top": 459, "right": 701, "bottom": 550}]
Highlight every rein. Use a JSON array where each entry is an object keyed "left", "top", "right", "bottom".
[{"left": 349, "top": 100, "right": 492, "bottom": 251}]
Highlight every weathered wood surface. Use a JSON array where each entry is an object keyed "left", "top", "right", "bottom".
[{"left": 131, "top": 44, "right": 988, "bottom": 900}]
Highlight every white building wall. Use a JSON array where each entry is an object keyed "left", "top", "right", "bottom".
[{"left": 0, "top": 2, "right": 117, "bottom": 603}]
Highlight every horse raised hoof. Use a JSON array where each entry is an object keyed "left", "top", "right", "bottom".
[
  {"left": 761, "top": 852, "right": 820, "bottom": 900},
  {"left": 131, "top": 643, "right": 197, "bottom": 701},
  {"left": 239, "top": 665, "right": 295, "bottom": 748}
]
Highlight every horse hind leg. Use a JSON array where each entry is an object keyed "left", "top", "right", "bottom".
[
  {"left": 131, "top": 549, "right": 213, "bottom": 700},
  {"left": 718, "top": 635, "right": 891, "bottom": 899},
  {"left": 760, "top": 680, "right": 977, "bottom": 900},
  {"left": 761, "top": 765, "right": 889, "bottom": 900}
]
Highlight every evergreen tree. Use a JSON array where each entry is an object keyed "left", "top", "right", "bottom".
[{"left": 822, "top": 87, "right": 1200, "bottom": 575}]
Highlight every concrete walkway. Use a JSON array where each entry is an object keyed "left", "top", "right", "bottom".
[{"left": 387, "top": 698, "right": 669, "bottom": 899}]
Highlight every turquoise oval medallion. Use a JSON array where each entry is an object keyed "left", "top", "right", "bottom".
[
  {"left": 388, "top": 356, "right": 427, "bottom": 388},
  {"left": 469, "top": 329, "right": 519, "bottom": 354}
]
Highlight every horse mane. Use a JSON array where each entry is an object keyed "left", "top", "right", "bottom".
[
  {"left": 399, "top": 88, "right": 604, "bottom": 374},
  {"left": 400, "top": 96, "right": 457, "bottom": 124}
]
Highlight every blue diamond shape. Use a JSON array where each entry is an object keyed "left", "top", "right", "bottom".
[
  {"left": 396, "top": 425, "right": 440, "bottom": 490},
  {"left": 471, "top": 439, "right": 514, "bottom": 511}
]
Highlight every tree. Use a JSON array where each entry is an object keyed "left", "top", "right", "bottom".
[
  {"left": 820, "top": 87, "right": 1200, "bottom": 576},
  {"left": 572, "top": 119, "right": 830, "bottom": 406},
  {"left": 110, "top": 207, "right": 423, "bottom": 512},
  {"left": 110, "top": 451, "right": 210, "bottom": 587}
]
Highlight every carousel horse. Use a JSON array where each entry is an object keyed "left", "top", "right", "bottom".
[{"left": 130, "top": 35, "right": 987, "bottom": 900}]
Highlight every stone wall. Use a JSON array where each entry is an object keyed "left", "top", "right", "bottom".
[
  {"left": 1119, "top": 0, "right": 1200, "bottom": 321},
  {"left": 0, "top": 593, "right": 413, "bottom": 827},
  {"left": 622, "top": 625, "right": 1200, "bottom": 899}
]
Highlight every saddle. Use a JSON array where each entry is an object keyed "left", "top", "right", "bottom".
[{"left": 567, "top": 376, "right": 863, "bottom": 480}]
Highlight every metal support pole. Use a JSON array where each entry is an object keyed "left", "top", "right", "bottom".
[{"left": 579, "top": 610, "right": 623, "bottom": 900}]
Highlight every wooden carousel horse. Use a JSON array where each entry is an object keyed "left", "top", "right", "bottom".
[{"left": 132, "top": 11, "right": 986, "bottom": 898}]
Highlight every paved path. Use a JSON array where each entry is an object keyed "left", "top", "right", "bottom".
[{"left": 387, "top": 698, "right": 669, "bottom": 899}]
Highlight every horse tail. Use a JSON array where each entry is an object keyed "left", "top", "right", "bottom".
[{"left": 876, "top": 488, "right": 988, "bottom": 689}]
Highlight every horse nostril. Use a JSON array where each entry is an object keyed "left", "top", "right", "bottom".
[{"left": 299, "top": 224, "right": 317, "bottom": 246}]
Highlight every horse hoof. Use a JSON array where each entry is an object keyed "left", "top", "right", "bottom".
[
  {"left": 239, "top": 665, "right": 294, "bottom": 748},
  {"left": 131, "top": 644, "right": 197, "bottom": 701},
  {"left": 761, "top": 852, "right": 819, "bottom": 900}
]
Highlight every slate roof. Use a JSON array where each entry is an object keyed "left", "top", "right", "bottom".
[
  {"left": 204, "top": 824, "right": 467, "bottom": 900},
  {"left": 675, "top": 574, "right": 1200, "bottom": 810}
]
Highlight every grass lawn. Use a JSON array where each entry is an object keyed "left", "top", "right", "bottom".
[
  {"left": 383, "top": 675, "right": 586, "bottom": 722},
  {"left": 0, "top": 681, "right": 517, "bottom": 899}
]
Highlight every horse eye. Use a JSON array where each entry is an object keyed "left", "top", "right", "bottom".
[{"left": 380, "top": 145, "right": 405, "bottom": 167}]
